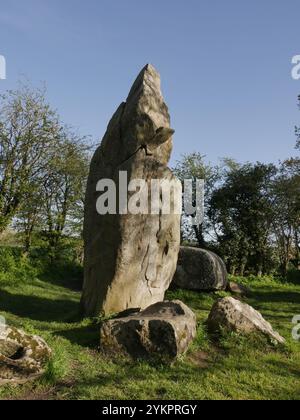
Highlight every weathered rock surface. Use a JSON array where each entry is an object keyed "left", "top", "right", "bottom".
[
  {"left": 227, "top": 282, "right": 250, "bottom": 296},
  {"left": 172, "top": 246, "right": 228, "bottom": 291},
  {"left": 81, "top": 64, "right": 181, "bottom": 316},
  {"left": 0, "top": 326, "right": 52, "bottom": 384},
  {"left": 100, "top": 300, "right": 197, "bottom": 361},
  {"left": 207, "top": 297, "right": 285, "bottom": 344}
]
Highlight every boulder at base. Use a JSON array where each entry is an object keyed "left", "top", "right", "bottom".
[
  {"left": 207, "top": 297, "right": 285, "bottom": 344},
  {"left": 172, "top": 246, "right": 228, "bottom": 291},
  {"left": 100, "top": 300, "right": 197, "bottom": 361},
  {"left": 0, "top": 326, "right": 52, "bottom": 384}
]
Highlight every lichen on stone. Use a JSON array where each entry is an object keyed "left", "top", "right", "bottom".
[{"left": 0, "top": 326, "right": 52, "bottom": 385}]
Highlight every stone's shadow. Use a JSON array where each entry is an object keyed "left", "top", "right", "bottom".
[
  {"left": 247, "top": 290, "right": 300, "bottom": 316},
  {"left": 252, "top": 290, "right": 300, "bottom": 304},
  {"left": 0, "top": 289, "right": 80, "bottom": 323},
  {"left": 54, "top": 325, "right": 100, "bottom": 348},
  {"left": 265, "top": 359, "right": 300, "bottom": 379},
  {"left": 38, "top": 270, "right": 83, "bottom": 292}
]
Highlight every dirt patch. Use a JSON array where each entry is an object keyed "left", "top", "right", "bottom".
[{"left": 3, "top": 387, "right": 59, "bottom": 400}]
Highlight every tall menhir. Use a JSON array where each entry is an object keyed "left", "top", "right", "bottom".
[{"left": 81, "top": 64, "right": 181, "bottom": 316}]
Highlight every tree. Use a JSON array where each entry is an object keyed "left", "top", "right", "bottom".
[
  {"left": 39, "top": 132, "right": 89, "bottom": 258},
  {"left": 14, "top": 181, "right": 44, "bottom": 252},
  {"left": 296, "top": 94, "right": 300, "bottom": 150},
  {"left": 209, "top": 162, "right": 276, "bottom": 276},
  {"left": 272, "top": 158, "right": 300, "bottom": 275},
  {"left": 173, "top": 153, "right": 220, "bottom": 247},
  {"left": 0, "top": 84, "right": 61, "bottom": 233}
]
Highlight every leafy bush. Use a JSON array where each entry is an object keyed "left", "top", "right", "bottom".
[
  {"left": 0, "top": 246, "right": 39, "bottom": 285},
  {"left": 0, "top": 245, "right": 83, "bottom": 289}
]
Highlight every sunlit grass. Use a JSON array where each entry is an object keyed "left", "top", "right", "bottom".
[{"left": 0, "top": 272, "right": 299, "bottom": 400}]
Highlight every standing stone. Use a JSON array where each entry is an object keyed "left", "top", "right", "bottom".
[
  {"left": 81, "top": 64, "right": 181, "bottom": 316},
  {"left": 172, "top": 246, "right": 228, "bottom": 291}
]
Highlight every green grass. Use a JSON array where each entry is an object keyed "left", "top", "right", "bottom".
[{"left": 0, "top": 270, "right": 300, "bottom": 400}]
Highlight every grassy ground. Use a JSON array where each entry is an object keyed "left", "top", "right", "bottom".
[{"left": 0, "top": 270, "right": 299, "bottom": 400}]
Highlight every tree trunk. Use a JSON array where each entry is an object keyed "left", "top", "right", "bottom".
[
  {"left": 280, "top": 260, "right": 289, "bottom": 278},
  {"left": 193, "top": 224, "right": 205, "bottom": 248},
  {"left": 240, "top": 262, "right": 246, "bottom": 277},
  {"left": 230, "top": 264, "right": 236, "bottom": 276},
  {"left": 294, "top": 230, "right": 300, "bottom": 269}
]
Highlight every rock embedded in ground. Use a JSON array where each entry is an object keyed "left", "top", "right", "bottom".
[
  {"left": 172, "top": 246, "right": 228, "bottom": 291},
  {"left": 227, "top": 281, "right": 251, "bottom": 296},
  {"left": 100, "top": 300, "right": 197, "bottom": 361},
  {"left": 81, "top": 64, "right": 181, "bottom": 316},
  {"left": 207, "top": 297, "right": 285, "bottom": 344},
  {"left": 0, "top": 326, "right": 52, "bottom": 384}
]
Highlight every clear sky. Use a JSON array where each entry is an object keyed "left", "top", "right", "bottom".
[{"left": 0, "top": 0, "right": 299, "bottom": 165}]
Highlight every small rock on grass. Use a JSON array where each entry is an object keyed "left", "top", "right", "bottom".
[
  {"left": 207, "top": 296, "right": 285, "bottom": 345},
  {"left": 227, "top": 281, "right": 251, "bottom": 296}
]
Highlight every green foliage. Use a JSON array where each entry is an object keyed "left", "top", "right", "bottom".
[
  {"left": 295, "top": 94, "right": 300, "bottom": 150},
  {"left": 272, "top": 158, "right": 300, "bottom": 276},
  {"left": 0, "top": 83, "right": 90, "bottom": 256},
  {"left": 0, "top": 84, "right": 62, "bottom": 233},
  {"left": 0, "top": 245, "right": 83, "bottom": 290},
  {"left": 175, "top": 152, "right": 299, "bottom": 279},
  {"left": 0, "top": 246, "right": 39, "bottom": 285},
  {"left": 42, "top": 343, "right": 70, "bottom": 385},
  {"left": 209, "top": 162, "right": 277, "bottom": 276}
]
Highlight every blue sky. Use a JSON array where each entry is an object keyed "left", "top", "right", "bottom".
[{"left": 0, "top": 0, "right": 299, "bottom": 165}]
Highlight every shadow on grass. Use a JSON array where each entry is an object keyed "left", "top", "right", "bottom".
[
  {"left": 0, "top": 289, "right": 80, "bottom": 323},
  {"left": 38, "top": 267, "right": 83, "bottom": 292},
  {"left": 166, "top": 288, "right": 221, "bottom": 311},
  {"left": 265, "top": 359, "right": 300, "bottom": 379},
  {"left": 252, "top": 290, "right": 300, "bottom": 304},
  {"left": 54, "top": 325, "right": 99, "bottom": 348}
]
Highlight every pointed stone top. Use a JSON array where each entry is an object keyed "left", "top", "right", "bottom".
[
  {"left": 143, "top": 63, "right": 157, "bottom": 72},
  {"left": 136, "top": 63, "right": 159, "bottom": 77},
  {"left": 127, "top": 63, "right": 162, "bottom": 102}
]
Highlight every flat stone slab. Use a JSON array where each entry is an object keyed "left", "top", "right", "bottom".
[{"left": 100, "top": 300, "right": 197, "bottom": 361}]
